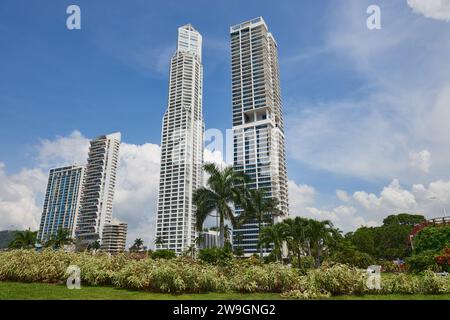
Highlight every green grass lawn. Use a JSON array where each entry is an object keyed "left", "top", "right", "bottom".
[{"left": 0, "top": 282, "right": 449, "bottom": 300}]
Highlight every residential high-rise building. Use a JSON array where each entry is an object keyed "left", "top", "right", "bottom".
[
  {"left": 37, "top": 165, "right": 85, "bottom": 243},
  {"left": 76, "top": 132, "right": 121, "bottom": 245},
  {"left": 230, "top": 17, "right": 289, "bottom": 255},
  {"left": 155, "top": 24, "right": 204, "bottom": 255},
  {"left": 100, "top": 219, "right": 127, "bottom": 254}
]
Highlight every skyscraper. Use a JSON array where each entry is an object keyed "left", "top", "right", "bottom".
[
  {"left": 37, "top": 165, "right": 85, "bottom": 243},
  {"left": 155, "top": 24, "right": 204, "bottom": 255},
  {"left": 230, "top": 17, "right": 289, "bottom": 255},
  {"left": 76, "top": 132, "right": 121, "bottom": 245}
]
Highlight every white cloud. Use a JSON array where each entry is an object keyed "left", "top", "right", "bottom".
[
  {"left": 114, "top": 142, "right": 161, "bottom": 248},
  {"left": 0, "top": 163, "right": 47, "bottom": 231},
  {"left": 336, "top": 190, "right": 351, "bottom": 203},
  {"left": 37, "top": 130, "right": 89, "bottom": 167},
  {"left": 407, "top": 0, "right": 450, "bottom": 21},
  {"left": 286, "top": 1, "right": 450, "bottom": 183},
  {"left": 288, "top": 180, "right": 377, "bottom": 231},
  {"left": 409, "top": 150, "right": 431, "bottom": 173},
  {"left": 288, "top": 180, "right": 316, "bottom": 211}
]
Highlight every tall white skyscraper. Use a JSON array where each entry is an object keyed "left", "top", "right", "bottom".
[
  {"left": 230, "top": 17, "right": 289, "bottom": 255},
  {"left": 37, "top": 165, "right": 85, "bottom": 243},
  {"left": 155, "top": 24, "right": 204, "bottom": 255},
  {"left": 76, "top": 132, "right": 121, "bottom": 245}
]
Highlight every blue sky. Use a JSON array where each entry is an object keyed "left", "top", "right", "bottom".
[{"left": 1, "top": 0, "right": 450, "bottom": 245}]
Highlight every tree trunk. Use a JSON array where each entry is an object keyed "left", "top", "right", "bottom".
[
  {"left": 219, "top": 215, "right": 225, "bottom": 248},
  {"left": 258, "top": 220, "right": 263, "bottom": 260}
]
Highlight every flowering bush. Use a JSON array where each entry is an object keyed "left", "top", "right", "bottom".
[
  {"left": 435, "top": 247, "right": 450, "bottom": 272},
  {"left": 419, "top": 270, "right": 449, "bottom": 294},
  {"left": 381, "top": 273, "right": 420, "bottom": 294},
  {"left": 306, "top": 264, "right": 367, "bottom": 296},
  {"left": 1, "top": 250, "right": 449, "bottom": 297}
]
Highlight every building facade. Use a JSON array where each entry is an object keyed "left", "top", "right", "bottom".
[
  {"left": 37, "top": 165, "right": 85, "bottom": 243},
  {"left": 198, "top": 230, "right": 219, "bottom": 249},
  {"left": 230, "top": 17, "right": 289, "bottom": 255},
  {"left": 155, "top": 24, "right": 204, "bottom": 255},
  {"left": 100, "top": 220, "right": 127, "bottom": 254},
  {"left": 76, "top": 132, "right": 121, "bottom": 245}
]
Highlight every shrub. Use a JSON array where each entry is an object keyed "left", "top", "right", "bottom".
[
  {"left": 151, "top": 249, "right": 176, "bottom": 260},
  {"left": 381, "top": 273, "right": 420, "bottom": 294},
  {"left": 414, "top": 226, "right": 450, "bottom": 254},
  {"left": 405, "top": 250, "right": 440, "bottom": 273},
  {"left": 198, "top": 247, "right": 233, "bottom": 266},
  {"left": 435, "top": 247, "right": 450, "bottom": 272},
  {"left": 306, "top": 263, "right": 367, "bottom": 296},
  {"left": 292, "top": 256, "right": 315, "bottom": 274},
  {"left": 230, "top": 263, "right": 301, "bottom": 293},
  {"left": 281, "top": 288, "right": 331, "bottom": 300},
  {"left": 418, "top": 270, "right": 449, "bottom": 294}
]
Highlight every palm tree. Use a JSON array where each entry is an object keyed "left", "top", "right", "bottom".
[
  {"left": 88, "top": 240, "right": 101, "bottom": 252},
  {"left": 194, "top": 233, "right": 205, "bottom": 248},
  {"left": 259, "top": 223, "right": 285, "bottom": 262},
  {"left": 130, "top": 238, "right": 144, "bottom": 252},
  {"left": 282, "top": 217, "right": 311, "bottom": 263},
  {"left": 193, "top": 163, "right": 249, "bottom": 247},
  {"left": 305, "top": 219, "right": 340, "bottom": 268},
  {"left": 8, "top": 229, "right": 37, "bottom": 249},
  {"left": 240, "top": 188, "right": 282, "bottom": 259},
  {"left": 45, "top": 228, "right": 73, "bottom": 249},
  {"left": 154, "top": 236, "right": 165, "bottom": 247}
]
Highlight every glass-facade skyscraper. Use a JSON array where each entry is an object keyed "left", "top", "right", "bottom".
[
  {"left": 155, "top": 24, "right": 204, "bottom": 255},
  {"left": 37, "top": 165, "right": 85, "bottom": 243},
  {"left": 230, "top": 17, "right": 289, "bottom": 255}
]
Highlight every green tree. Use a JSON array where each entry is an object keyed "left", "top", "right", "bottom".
[
  {"left": 193, "top": 163, "right": 249, "bottom": 247},
  {"left": 8, "top": 229, "right": 37, "bottom": 249},
  {"left": 282, "top": 217, "right": 310, "bottom": 263},
  {"left": 306, "top": 219, "right": 340, "bottom": 268},
  {"left": 87, "top": 240, "right": 101, "bottom": 251},
  {"left": 45, "top": 228, "right": 73, "bottom": 249},
  {"left": 154, "top": 236, "right": 165, "bottom": 247},
  {"left": 259, "top": 223, "right": 286, "bottom": 262},
  {"left": 239, "top": 188, "right": 282, "bottom": 260},
  {"left": 152, "top": 249, "right": 176, "bottom": 259},
  {"left": 130, "top": 238, "right": 144, "bottom": 252},
  {"left": 413, "top": 226, "right": 450, "bottom": 254},
  {"left": 383, "top": 213, "right": 425, "bottom": 226}
]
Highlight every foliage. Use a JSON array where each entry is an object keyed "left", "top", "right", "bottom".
[
  {"left": 198, "top": 247, "right": 233, "bottom": 266},
  {"left": 306, "top": 263, "right": 368, "bottom": 296},
  {"left": 152, "top": 249, "right": 176, "bottom": 260},
  {"left": 1, "top": 250, "right": 449, "bottom": 297},
  {"left": 8, "top": 229, "right": 37, "bottom": 249},
  {"left": 419, "top": 270, "right": 450, "bottom": 294},
  {"left": 238, "top": 188, "right": 282, "bottom": 259},
  {"left": 382, "top": 213, "right": 425, "bottom": 226},
  {"left": 44, "top": 228, "right": 73, "bottom": 249},
  {"left": 229, "top": 262, "right": 301, "bottom": 293},
  {"left": 435, "top": 247, "right": 450, "bottom": 272},
  {"left": 193, "top": 163, "right": 249, "bottom": 247},
  {"left": 281, "top": 288, "right": 331, "bottom": 300},
  {"left": 259, "top": 223, "right": 285, "bottom": 262},
  {"left": 328, "top": 239, "right": 376, "bottom": 269},
  {"left": 405, "top": 250, "right": 440, "bottom": 273},
  {"left": 381, "top": 273, "right": 420, "bottom": 294},
  {"left": 346, "top": 213, "right": 425, "bottom": 260},
  {"left": 413, "top": 226, "right": 450, "bottom": 255},
  {"left": 291, "top": 256, "right": 315, "bottom": 274},
  {"left": 129, "top": 238, "right": 144, "bottom": 252}
]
